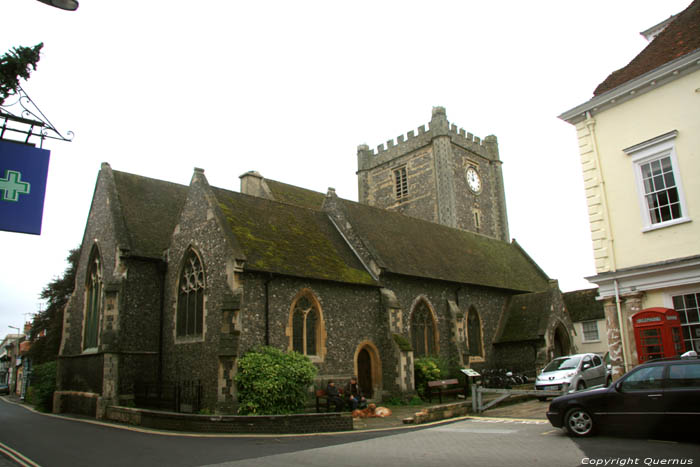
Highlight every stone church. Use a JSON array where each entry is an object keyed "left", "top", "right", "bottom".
[{"left": 54, "top": 107, "right": 576, "bottom": 417}]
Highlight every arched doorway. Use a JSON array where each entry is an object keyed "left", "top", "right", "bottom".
[
  {"left": 357, "top": 348, "right": 372, "bottom": 397},
  {"left": 553, "top": 324, "right": 571, "bottom": 357},
  {"left": 354, "top": 341, "right": 382, "bottom": 399}
]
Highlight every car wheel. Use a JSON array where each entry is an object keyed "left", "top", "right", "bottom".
[
  {"left": 565, "top": 407, "right": 595, "bottom": 437},
  {"left": 576, "top": 381, "right": 586, "bottom": 391}
]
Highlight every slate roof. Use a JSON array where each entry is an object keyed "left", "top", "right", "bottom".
[
  {"left": 563, "top": 288, "right": 605, "bottom": 322},
  {"left": 338, "top": 199, "right": 550, "bottom": 293},
  {"left": 212, "top": 187, "right": 376, "bottom": 286},
  {"left": 111, "top": 170, "right": 188, "bottom": 259},
  {"left": 265, "top": 179, "right": 326, "bottom": 210},
  {"left": 108, "top": 166, "right": 550, "bottom": 292},
  {"left": 496, "top": 290, "right": 553, "bottom": 343},
  {"left": 594, "top": 0, "right": 700, "bottom": 95}
]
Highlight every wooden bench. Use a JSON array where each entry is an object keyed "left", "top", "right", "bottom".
[
  {"left": 315, "top": 388, "right": 344, "bottom": 412},
  {"left": 427, "top": 378, "right": 467, "bottom": 403}
]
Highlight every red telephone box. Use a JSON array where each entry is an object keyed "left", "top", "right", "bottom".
[{"left": 632, "top": 307, "right": 685, "bottom": 364}]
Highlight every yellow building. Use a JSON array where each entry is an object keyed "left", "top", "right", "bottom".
[{"left": 559, "top": 1, "right": 700, "bottom": 377}]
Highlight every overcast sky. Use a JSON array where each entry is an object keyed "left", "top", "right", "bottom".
[{"left": 1, "top": 0, "right": 692, "bottom": 337}]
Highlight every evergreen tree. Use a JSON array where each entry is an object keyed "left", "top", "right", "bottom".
[
  {"left": 29, "top": 248, "right": 78, "bottom": 364},
  {"left": 0, "top": 43, "right": 43, "bottom": 106}
]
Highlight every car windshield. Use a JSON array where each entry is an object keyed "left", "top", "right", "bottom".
[{"left": 543, "top": 356, "right": 582, "bottom": 372}]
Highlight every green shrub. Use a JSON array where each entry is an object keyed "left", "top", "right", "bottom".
[
  {"left": 408, "top": 395, "right": 424, "bottom": 406},
  {"left": 414, "top": 356, "right": 442, "bottom": 399},
  {"left": 234, "top": 346, "right": 317, "bottom": 415},
  {"left": 383, "top": 396, "right": 406, "bottom": 406},
  {"left": 27, "top": 360, "right": 57, "bottom": 412}
]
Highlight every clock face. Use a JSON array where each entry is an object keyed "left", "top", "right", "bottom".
[{"left": 466, "top": 167, "right": 481, "bottom": 193}]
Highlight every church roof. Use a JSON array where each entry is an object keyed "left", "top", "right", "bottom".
[
  {"left": 265, "top": 179, "right": 326, "bottom": 210},
  {"left": 337, "top": 198, "right": 550, "bottom": 293},
  {"left": 106, "top": 166, "right": 549, "bottom": 291},
  {"left": 594, "top": 0, "right": 700, "bottom": 96},
  {"left": 496, "top": 290, "right": 554, "bottom": 343},
  {"left": 562, "top": 288, "right": 605, "bottom": 322},
  {"left": 111, "top": 170, "right": 188, "bottom": 258},
  {"left": 212, "top": 187, "right": 376, "bottom": 286}
]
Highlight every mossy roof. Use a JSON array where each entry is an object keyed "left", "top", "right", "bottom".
[
  {"left": 112, "top": 170, "right": 188, "bottom": 258},
  {"left": 212, "top": 187, "right": 376, "bottom": 286},
  {"left": 265, "top": 179, "right": 326, "bottom": 210},
  {"left": 563, "top": 288, "right": 604, "bottom": 322},
  {"left": 108, "top": 168, "right": 550, "bottom": 291},
  {"left": 338, "top": 199, "right": 550, "bottom": 292},
  {"left": 497, "top": 291, "right": 553, "bottom": 343}
]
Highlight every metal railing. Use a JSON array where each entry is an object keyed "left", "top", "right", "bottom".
[{"left": 134, "top": 380, "right": 202, "bottom": 413}]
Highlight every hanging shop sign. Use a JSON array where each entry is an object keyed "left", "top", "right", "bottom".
[{"left": 0, "top": 140, "right": 50, "bottom": 235}]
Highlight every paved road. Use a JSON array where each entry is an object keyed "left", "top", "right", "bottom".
[
  {"left": 204, "top": 417, "right": 700, "bottom": 467},
  {"left": 1, "top": 398, "right": 698, "bottom": 467}
]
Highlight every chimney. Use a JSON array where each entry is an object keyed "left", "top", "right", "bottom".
[{"left": 239, "top": 171, "right": 274, "bottom": 200}]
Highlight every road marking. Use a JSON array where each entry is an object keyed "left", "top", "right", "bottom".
[
  {"left": 0, "top": 441, "right": 41, "bottom": 467},
  {"left": 540, "top": 429, "right": 560, "bottom": 435},
  {"left": 466, "top": 416, "right": 548, "bottom": 425},
  {"left": 432, "top": 427, "right": 517, "bottom": 434}
]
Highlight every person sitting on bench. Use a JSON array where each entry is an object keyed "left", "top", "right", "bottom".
[
  {"left": 326, "top": 380, "right": 344, "bottom": 412},
  {"left": 344, "top": 376, "right": 367, "bottom": 411}
]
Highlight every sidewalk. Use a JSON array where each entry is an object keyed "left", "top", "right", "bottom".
[{"left": 351, "top": 396, "right": 549, "bottom": 430}]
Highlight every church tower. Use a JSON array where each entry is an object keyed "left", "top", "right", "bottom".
[{"left": 357, "top": 107, "right": 510, "bottom": 241}]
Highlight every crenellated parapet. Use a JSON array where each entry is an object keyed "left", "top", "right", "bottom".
[{"left": 357, "top": 106, "right": 499, "bottom": 172}]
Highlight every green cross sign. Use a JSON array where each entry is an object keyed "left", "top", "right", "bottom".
[{"left": 0, "top": 170, "right": 31, "bottom": 202}]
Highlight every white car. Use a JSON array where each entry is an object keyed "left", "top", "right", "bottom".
[{"left": 535, "top": 353, "right": 611, "bottom": 400}]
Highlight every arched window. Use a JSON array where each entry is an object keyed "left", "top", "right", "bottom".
[
  {"left": 411, "top": 300, "right": 437, "bottom": 357},
  {"left": 467, "top": 307, "right": 483, "bottom": 358},
  {"left": 290, "top": 291, "right": 322, "bottom": 357},
  {"left": 84, "top": 248, "right": 102, "bottom": 350},
  {"left": 177, "top": 249, "right": 205, "bottom": 337}
]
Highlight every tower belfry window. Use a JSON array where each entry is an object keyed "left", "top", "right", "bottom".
[{"left": 394, "top": 166, "right": 408, "bottom": 199}]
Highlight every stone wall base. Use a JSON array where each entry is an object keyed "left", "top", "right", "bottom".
[
  {"left": 53, "top": 390, "right": 99, "bottom": 417},
  {"left": 411, "top": 401, "right": 471, "bottom": 424},
  {"left": 104, "top": 406, "right": 354, "bottom": 434}
]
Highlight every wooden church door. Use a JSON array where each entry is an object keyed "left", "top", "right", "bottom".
[{"left": 357, "top": 348, "right": 373, "bottom": 398}]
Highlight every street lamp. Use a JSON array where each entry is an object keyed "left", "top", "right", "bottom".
[
  {"left": 35, "top": 0, "right": 79, "bottom": 11},
  {"left": 8, "top": 325, "right": 19, "bottom": 335}
]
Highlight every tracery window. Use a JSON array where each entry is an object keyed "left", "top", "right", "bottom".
[
  {"left": 467, "top": 307, "right": 483, "bottom": 358},
  {"left": 291, "top": 293, "right": 320, "bottom": 356},
  {"left": 84, "top": 248, "right": 102, "bottom": 350},
  {"left": 411, "top": 300, "right": 437, "bottom": 357},
  {"left": 177, "top": 249, "right": 205, "bottom": 337}
]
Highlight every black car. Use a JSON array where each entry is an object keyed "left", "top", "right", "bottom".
[{"left": 546, "top": 355, "right": 699, "bottom": 437}]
